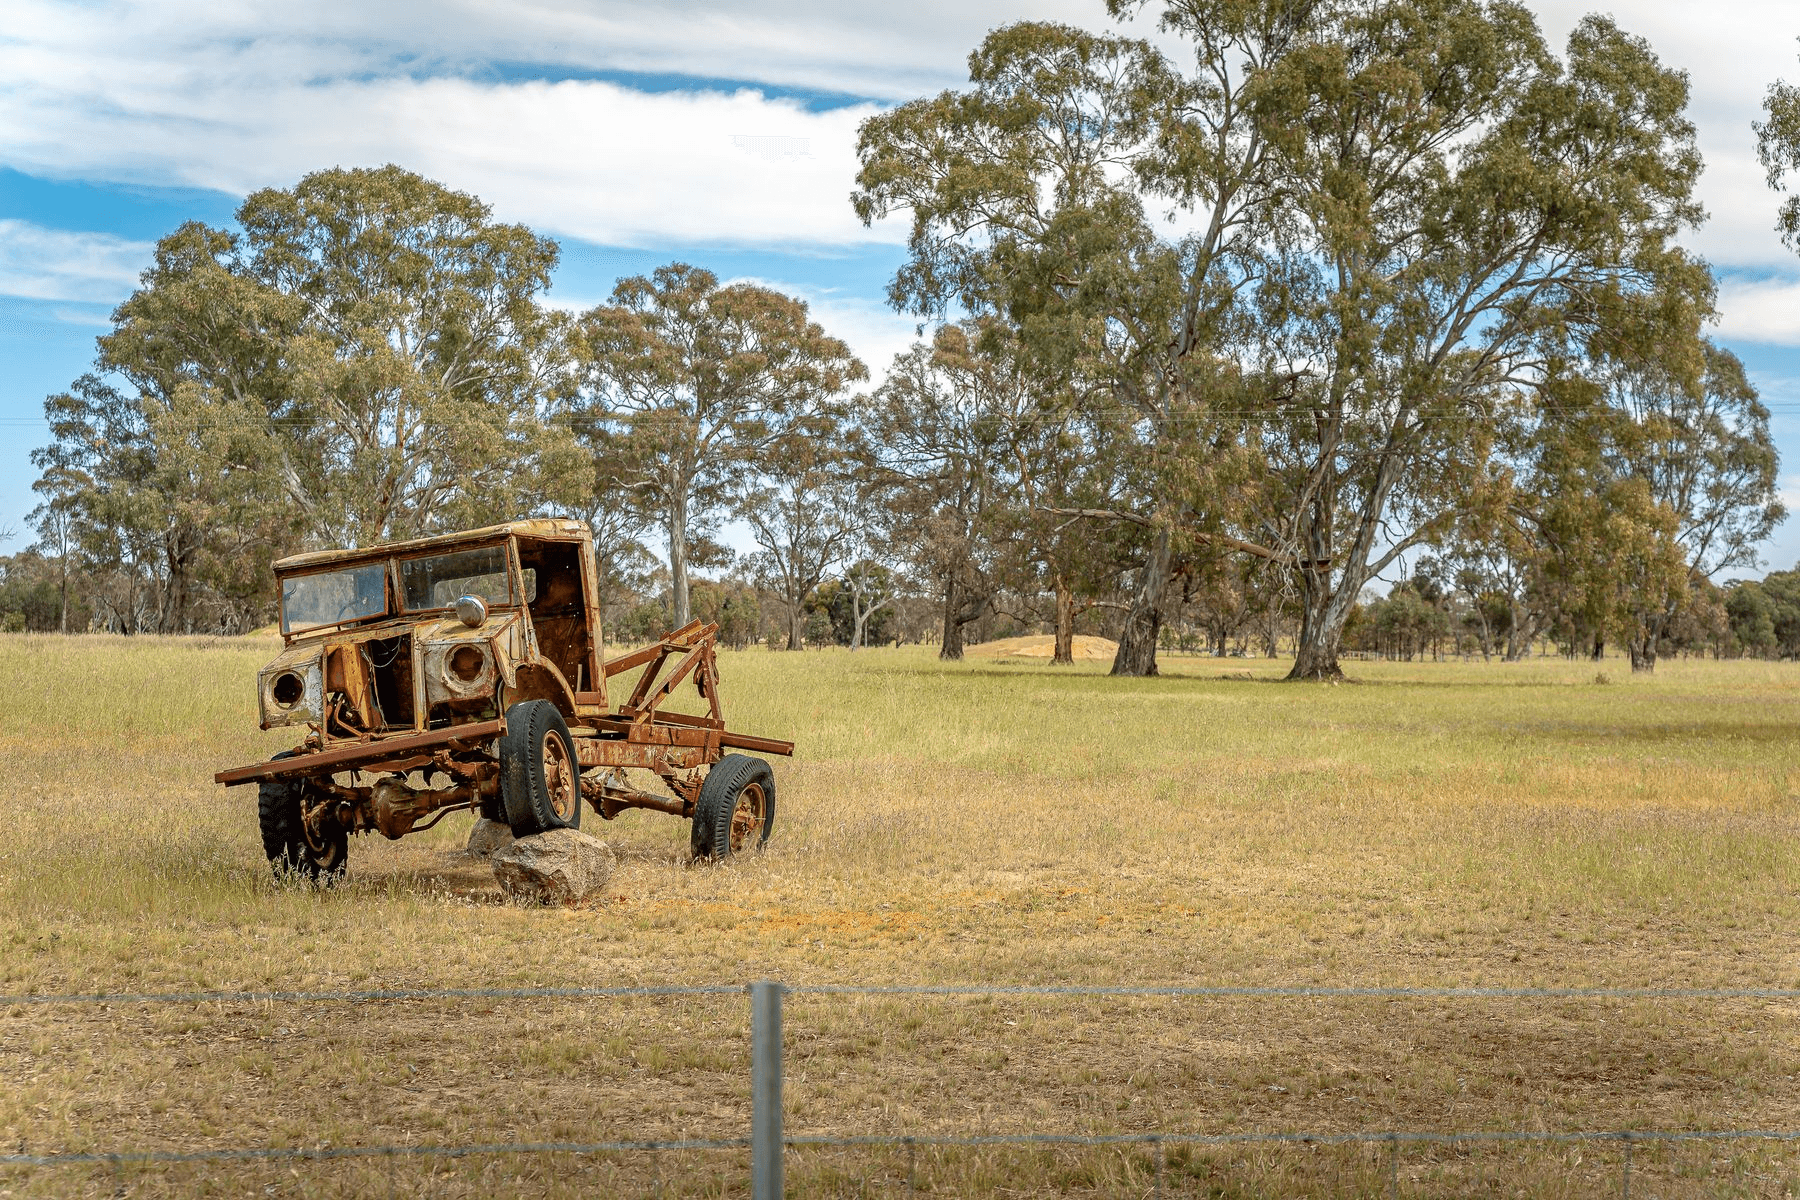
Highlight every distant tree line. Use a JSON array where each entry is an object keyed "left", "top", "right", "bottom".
[
  {"left": 12, "top": 2, "right": 1800, "bottom": 680},
  {"left": 1334, "top": 560, "right": 1800, "bottom": 664}
]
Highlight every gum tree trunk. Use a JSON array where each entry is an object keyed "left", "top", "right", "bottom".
[
  {"left": 1053, "top": 574, "right": 1074, "bottom": 664},
  {"left": 1111, "top": 527, "right": 1170, "bottom": 677},
  {"left": 940, "top": 577, "right": 965, "bottom": 661},
  {"left": 1287, "top": 564, "right": 1349, "bottom": 681},
  {"left": 667, "top": 492, "right": 690, "bottom": 629},
  {"left": 1628, "top": 615, "right": 1664, "bottom": 673}
]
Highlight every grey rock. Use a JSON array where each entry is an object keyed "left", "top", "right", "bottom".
[
  {"left": 465, "top": 818, "right": 515, "bottom": 859},
  {"left": 492, "top": 828, "right": 614, "bottom": 905}
]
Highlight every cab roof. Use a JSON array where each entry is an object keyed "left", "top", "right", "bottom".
[{"left": 274, "top": 519, "right": 592, "bottom": 575}]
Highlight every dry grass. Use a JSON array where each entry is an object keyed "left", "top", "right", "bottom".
[{"left": 4, "top": 635, "right": 1800, "bottom": 1196}]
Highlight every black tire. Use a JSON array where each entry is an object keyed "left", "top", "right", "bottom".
[
  {"left": 691, "top": 754, "right": 775, "bottom": 861},
  {"left": 258, "top": 750, "right": 348, "bottom": 883},
  {"left": 501, "top": 700, "right": 582, "bottom": 836}
]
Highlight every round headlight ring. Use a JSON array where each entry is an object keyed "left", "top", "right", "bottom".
[
  {"left": 271, "top": 672, "right": 305, "bottom": 708},
  {"left": 448, "top": 644, "right": 486, "bottom": 684}
]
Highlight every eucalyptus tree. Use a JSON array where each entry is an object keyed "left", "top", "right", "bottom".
[
  {"left": 1757, "top": 45, "right": 1800, "bottom": 250},
  {"left": 577, "top": 264, "right": 865, "bottom": 627},
  {"left": 1010, "top": 388, "right": 1138, "bottom": 664},
  {"left": 737, "top": 411, "right": 861, "bottom": 650},
  {"left": 854, "top": 3, "right": 1300, "bottom": 674},
  {"left": 842, "top": 558, "right": 902, "bottom": 651},
  {"left": 1226, "top": 5, "right": 1714, "bottom": 678},
  {"left": 75, "top": 166, "right": 580, "bottom": 564},
  {"left": 1522, "top": 344, "right": 1781, "bottom": 670},
  {"left": 559, "top": 420, "right": 658, "bottom": 617},
  {"left": 865, "top": 324, "right": 1032, "bottom": 660},
  {"left": 857, "top": 0, "right": 1717, "bottom": 682}
]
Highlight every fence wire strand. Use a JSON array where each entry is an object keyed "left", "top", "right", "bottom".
[
  {"left": 7, "top": 1129, "right": 1800, "bottom": 1172},
  {"left": 0, "top": 1138, "right": 747, "bottom": 1168},
  {"left": 8, "top": 982, "right": 1800, "bottom": 1006},
  {"left": 8, "top": 978, "right": 1799, "bottom": 1185}
]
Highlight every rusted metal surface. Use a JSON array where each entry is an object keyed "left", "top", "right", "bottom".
[
  {"left": 272, "top": 518, "right": 587, "bottom": 576},
  {"left": 218, "top": 519, "right": 794, "bottom": 867},
  {"left": 582, "top": 774, "right": 691, "bottom": 819},
  {"left": 215, "top": 720, "right": 506, "bottom": 786},
  {"left": 728, "top": 779, "right": 768, "bottom": 853}
]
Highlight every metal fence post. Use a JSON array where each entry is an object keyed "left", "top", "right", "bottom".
[{"left": 751, "top": 980, "right": 785, "bottom": 1200}]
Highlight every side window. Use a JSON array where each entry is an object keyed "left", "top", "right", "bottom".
[{"left": 517, "top": 540, "right": 584, "bottom": 612}]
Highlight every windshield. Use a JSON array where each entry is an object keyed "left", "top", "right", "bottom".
[
  {"left": 399, "top": 546, "right": 513, "bottom": 611},
  {"left": 281, "top": 564, "right": 388, "bottom": 633}
]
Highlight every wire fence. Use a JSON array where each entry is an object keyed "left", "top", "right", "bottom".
[{"left": 6, "top": 979, "right": 1800, "bottom": 1197}]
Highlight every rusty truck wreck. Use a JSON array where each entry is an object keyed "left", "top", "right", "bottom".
[{"left": 216, "top": 519, "right": 793, "bottom": 880}]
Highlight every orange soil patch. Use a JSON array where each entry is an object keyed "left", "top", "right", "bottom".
[{"left": 966, "top": 634, "right": 1118, "bottom": 660}]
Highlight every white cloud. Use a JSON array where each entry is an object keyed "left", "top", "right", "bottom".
[
  {"left": 6, "top": 0, "right": 1800, "bottom": 268},
  {"left": 1714, "top": 275, "right": 1800, "bottom": 346},
  {"left": 0, "top": 220, "right": 151, "bottom": 302},
  {"left": 0, "top": 64, "right": 894, "bottom": 248},
  {"left": 3, "top": 0, "right": 1799, "bottom": 269},
  {"left": 1528, "top": 1, "right": 1800, "bottom": 274},
  {"left": 0, "top": 0, "right": 1107, "bottom": 253},
  {"left": 51, "top": 306, "right": 118, "bottom": 327},
  {"left": 0, "top": 0, "right": 1100, "bottom": 105}
]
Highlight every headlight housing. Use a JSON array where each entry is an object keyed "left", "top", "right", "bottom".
[
  {"left": 258, "top": 657, "right": 323, "bottom": 728},
  {"left": 424, "top": 639, "right": 495, "bottom": 706}
]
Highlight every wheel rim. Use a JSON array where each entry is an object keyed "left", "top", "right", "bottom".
[
  {"left": 542, "top": 729, "right": 578, "bottom": 821},
  {"left": 728, "top": 781, "right": 766, "bottom": 853}
]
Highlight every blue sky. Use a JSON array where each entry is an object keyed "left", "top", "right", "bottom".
[{"left": 4, "top": 0, "right": 1800, "bottom": 578}]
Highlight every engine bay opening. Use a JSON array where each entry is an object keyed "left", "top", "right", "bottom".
[{"left": 365, "top": 635, "right": 415, "bottom": 729}]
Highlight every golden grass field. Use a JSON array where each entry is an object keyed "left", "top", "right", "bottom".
[{"left": 4, "top": 635, "right": 1800, "bottom": 1197}]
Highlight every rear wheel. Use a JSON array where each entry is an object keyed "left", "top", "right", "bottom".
[
  {"left": 258, "top": 751, "right": 348, "bottom": 883},
  {"left": 691, "top": 754, "right": 775, "bottom": 861},
  {"left": 501, "top": 700, "right": 582, "bottom": 836}
]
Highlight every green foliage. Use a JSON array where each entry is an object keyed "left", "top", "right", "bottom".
[
  {"left": 576, "top": 263, "right": 866, "bottom": 628},
  {"left": 855, "top": 0, "right": 1719, "bottom": 681},
  {"left": 1756, "top": 43, "right": 1800, "bottom": 252},
  {"left": 28, "top": 164, "right": 583, "bottom": 633},
  {"left": 808, "top": 573, "right": 899, "bottom": 648},
  {"left": 0, "top": 554, "right": 64, "bottom": 632},
  {"left": 1343, "top": 582, "right": 1454, "bottom": 661},
  {"left": 738, "top": 408, "right": 861, "bottom": 650},
  {"left": 689, "top": 578, "right": 764, "bottom": 650},
  {"left": 111, "top": 165, "right": 581, "bottom": 548},
  {"left": 1725, "top": 569, "right": 1800, "bottom": 659}
]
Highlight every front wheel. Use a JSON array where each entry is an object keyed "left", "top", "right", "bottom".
[
  {"left": 259, "top": 751, "right": 348, "bottom": 883},
  {"left": 501, "top": 700, "right": 582, "bottom": 836},
  {"left": 691, "top": 754, "right": 775, "bottom": 861}
]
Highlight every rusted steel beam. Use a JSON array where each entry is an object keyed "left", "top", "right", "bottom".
[
  {"left": 625, "top": 624, "right": 719, "bottom": 710},
  {"left": 636, "top": 640, "right": 710, "bottom": 713},
  {"left": 618, "top": 723, "right": 712, "bottom": 747},
  {"left": 603, "top": 620, "right": 714, "bottom": 679},
  {"left": 600, "top": 642, "right": 665, "bottom": 678},
  {"left": 593, "top": 715, "right": 792, "bottom": 757},
  {"left": 575, "top": 740, "right": 706, "bottom": 770},
  {"left": 609, "top": 710, "right": 722, "bottom": 731},
  {"left": 661, "top": 617, "right": 708, "bottom": 644},
  {"left": 718, "top": 731, "right": 796, "bottom": 757},
  {"left": 215, "top": 719, "right": 505, "bottom": 786}
]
